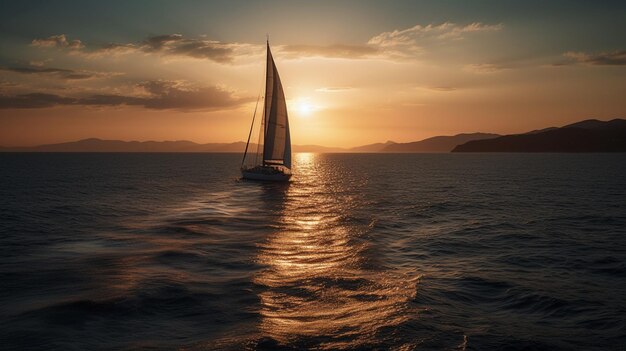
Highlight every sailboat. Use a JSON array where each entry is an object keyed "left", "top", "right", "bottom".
[{"left": 241, "top": 40, "right": 292, "bottom": 181}]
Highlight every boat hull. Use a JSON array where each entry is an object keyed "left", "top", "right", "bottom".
[{"left": 241, "top": 169, "right": 292, "bottom": 182}]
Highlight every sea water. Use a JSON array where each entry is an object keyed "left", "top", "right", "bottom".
[{"left": 1, "top": 153, "right": 625, "bottom": 350}]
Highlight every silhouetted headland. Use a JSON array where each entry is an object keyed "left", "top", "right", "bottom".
[
  {"left": 452, "top": 119, "right": 626, "bottom": 152},
  {"left": 383, "top": 133, "right": 500, "bottom": 152}
]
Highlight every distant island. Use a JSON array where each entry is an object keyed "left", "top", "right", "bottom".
[
  {"left": 1, "top": 118, "right": 624, "bottom": 153},
  {"left": 452, "top": 119, "right": 626, "bottom": 152}
]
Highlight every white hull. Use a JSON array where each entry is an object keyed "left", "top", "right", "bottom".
[{"left": 241, "top": 170, "right": 291, "bottom": 182}]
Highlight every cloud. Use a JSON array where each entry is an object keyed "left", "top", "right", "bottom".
[
  {"left": 81, "top": 80, "right": 251, "bottom": 110},
  {"left": 369, "top": 22, "right": 503, "bottom": 46},
  {"left": 0, "top": 80, "right": 251, "bottom": 110},
  {"left": 145, "top": 80, "right": 252, "bottom": 110},
  {"left": 315, "top": 87, "right": 354, "bottom": 92},
  {"left": 0, "top": 93, "right": 77, "bottom": 108},
  {"left": 426, "top": 86, "right": 457, "bottom": 92},
  {"left": 464, "top": 63, "right": 511, "bottom": 73},
  {"left": 139, "top": 34, "right": 243, "bottom": 63},
  {"left": 562, "top": 50, "right": 626, "bottom": 66},
  {"left": 32, "top": 33, "right": 255, "bottom": 63},
  {"left": 28, "top": 59, "right": 51, "bottom": 67},
  {"left": 87, "top": 43, "right": 138, "bottom": 57},
  {"left": 31, "top": 34, "right": 84, "bottom": 49},
  {"left": 276, "top": 22, "right": 502, "bottom": 60},
  {"left": 31, "top": 24, "right": 502, "bottom": 63},
  {"left": 367, "top": 22, "right": 503, "bottom": 58},
  {"left": 142, "top": 34, "right": 185, "bottom": 51},
  {"left": 0, "top": 66, "right": 115, "bottom": 80},
  {"left": 280, "top": 44, "right": 379, "bottom": 59}
]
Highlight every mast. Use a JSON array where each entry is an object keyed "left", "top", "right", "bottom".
[{"left": 262, "top": 39, "right": 270, "bottom": 165}]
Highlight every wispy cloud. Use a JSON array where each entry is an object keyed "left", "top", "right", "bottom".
[
  {"left": 31, "top": 23, "right": 502, "bottom": 63},
  {"left": 464, "top": 63, "right": 511, "bottom": 73},
  {"left": 0, "top": 80, "right": 251, "bottom": 111},
  {"left": 0, "top": 66, "right": 118, "bottom": 80},
  {"left": 86, "top": 43, "right": 138, "bottom": 57},
  {"left": 31, "top": 33, "right": 257, "bottom": 63},
  {"left": 277, "top": 22, "right": 503, "bottom": 61},
  {"left": 315, "top": 87, "right": 354, "bottom": 92},
  {"left": 561, "top": 50, "right": 626, "bottom": 66},
  {"left": 31, "top": 34, "right": 84, "bottom": 49},
  {"left": 425, "top": 86, "right": 457, "bottom": 92},
  {"left": 137, "top": 34, "right": 249, "bottom": 63},
  {"left": 279, "top": 44, "right": 379, "bottom": 59},
  {"left": 368, "top": 22, "right": 503, "bottom": 59}
]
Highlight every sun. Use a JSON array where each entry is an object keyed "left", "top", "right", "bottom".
[
  {"left": 293, "top": 98, "right": 316, "bottom": 117},
  {"left": 298, "top": 101, "right": 313, "bottom": 115}
]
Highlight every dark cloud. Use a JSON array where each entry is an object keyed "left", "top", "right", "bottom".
[
  {"left": 164, "top": 40, "right": 235, "bottom": 62},
  {"left": 0, "top": 66, "right": 101, "bottom": 80},
  {"left": 280, "top": 44, "right": 379, "bottom": 59},
  {"left": 137, "top": 34, "right": 240, "bottom": 63},
  {"left": 139, "top": 80, "right": 251, "bottom": 109},
  {"left": 142, "top": 34, "right": 184, "bottom": 51},
  {"left": 0, "top": 80, "right": 251, "bottom": 111},
  {"left": 0, "top": 93, "right": 77, "bottom": 108},
  {"left": 563, "top": 50, "right": 626, "bottom": 66},
  {"left": 79, "top": 94, "right": 145, "bottom": 107},
  {"left": 33, "top": 33, "right": 245, "bottom": 63}
]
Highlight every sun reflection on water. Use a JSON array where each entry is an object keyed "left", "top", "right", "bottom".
[{"left": 254, "top": 153, "right": 419, "bottom": 349}]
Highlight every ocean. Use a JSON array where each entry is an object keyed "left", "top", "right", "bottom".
[{"left": 1, "top": 153, "right": 625, "bottom": 350}]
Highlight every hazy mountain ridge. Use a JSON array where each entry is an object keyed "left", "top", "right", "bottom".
[
  {"left": 2, "top": 118, "right": 624, "bottom": 153},
  {"left": 382, "top": 133, "right": 500, "bottom": 152},
  {"left": 0, "top": 138, "right": 346, "bottom": 153},
  {"left": 350, "top": 141, "right": 396, "bottom": 152},
  {"left": 453, "top": 119, "right": 626, "bottom": 152},
  {"left": 0, "top": 135, "right": 490, "bottom": 153}
]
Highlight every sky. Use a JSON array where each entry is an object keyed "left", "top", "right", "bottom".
[{"left": 0, "top": 0, "right": 625, "bottom": 147}]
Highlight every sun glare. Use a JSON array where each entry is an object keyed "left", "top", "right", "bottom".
[{"left": 293, "top": 98, "right": 316, "bottom": 117}]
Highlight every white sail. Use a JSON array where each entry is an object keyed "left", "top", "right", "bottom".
[
  {"left": 262, "top": 42, "right": 291, "bottom": 169},
  {"left": 241, "top": 41, "right": 292, "bottom": 181}
]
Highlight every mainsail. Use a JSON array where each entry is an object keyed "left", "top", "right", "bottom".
[
  {"left": 261, "top": 42, "right": 291, "bottom": 169},
  {"left": 241, "top": 40, "right": 292, "bottom": 181}
]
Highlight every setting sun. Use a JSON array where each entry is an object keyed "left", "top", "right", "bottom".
[{"left": 293, "top": 98, "right": 316, "bottom": 117}]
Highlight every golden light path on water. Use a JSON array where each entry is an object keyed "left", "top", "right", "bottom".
[{"left": 254, "top": 153, "right": 420, "bottom": 349}]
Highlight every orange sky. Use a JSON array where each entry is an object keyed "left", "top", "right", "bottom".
[{"left": 1, "top": 1, "right": 625, "bottom": 147}]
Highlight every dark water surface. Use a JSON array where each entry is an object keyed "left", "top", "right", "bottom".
[{"left": 1, "top": 153, "right": 625, "bottom": 350}]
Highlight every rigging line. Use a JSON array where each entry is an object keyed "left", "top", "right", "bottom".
[
  {"left": 241, "top": 92, "right": 261, "bottom": 167},
  {"left": 246, "top": 44, "right": 268, "bottom": 168},
  {"left": 254, "top": 107, "right": 263, "bottom": 166}
]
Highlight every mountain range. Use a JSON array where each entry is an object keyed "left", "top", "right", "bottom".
[
  {"left": 452, "top": 118, "right": 626, "bottom": 152},
  {"left": 1, "top": 118, "right": 624, "bottom": 153},
  {"left": 0, "top": 134, "right": 499, "bottom": 153}
]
